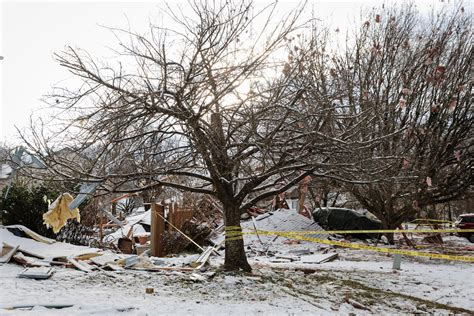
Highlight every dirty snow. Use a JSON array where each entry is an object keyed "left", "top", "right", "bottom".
[
  {"left": 1, "top": 236, "right": 473, "bottom": 315},
  {"left": 1, "top": 211, "right": 473, "bottom": 315}
]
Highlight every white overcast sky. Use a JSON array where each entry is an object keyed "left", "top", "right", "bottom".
[{"left": 0, "top": 0, "right": 459, "bottom": 145}]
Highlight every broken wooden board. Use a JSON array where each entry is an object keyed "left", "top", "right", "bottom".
[
  {"left": 75, "top": 253, "right": 102, "bottom": 260},
  {"left": 298, "top": 253, "right": 338, "bottom": 264},
  {"left": 0, "top": 243, "right": 19, "bottom": 263},
  {"left": 275, "top": 254, "right": 300, "bottom": 261},
  {"left": 191, "top": 246, "right": 214, "bottom": 269},
  {"left": 68, "top": 257, "right": 96, "bottom": 272},
  {"left": 131, "top": 266, "right": 195, "bottom": 272},
  {"left": 102, "top": 263, "right": 125, "bottom": 271},
  {"left": 119, "top": 255, "right": 140, "bottom": 268},
  {"left": 90, "top": 253, "right": 121, "bottom": 266},
  {"left": 18, "top": 267, "right": 53, "bottom": 279},
  {"left": 13, "top": 252, "right": 51, "bottom": 267}
]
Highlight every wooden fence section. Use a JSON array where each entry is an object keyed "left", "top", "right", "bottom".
[{"left": 167, "top": 202, "right": 193, "bottom": 231}]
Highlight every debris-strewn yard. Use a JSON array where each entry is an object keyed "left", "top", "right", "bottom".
[
  {"left": 1, "top": 213, "right": 473, "bottom": 316},
  {"left": 1, "top": 246, "right": 473, "bottom": 315}
]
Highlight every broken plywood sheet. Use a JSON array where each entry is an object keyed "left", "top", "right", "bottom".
[
  {"left": 5, "top": 225, "right": 55, "bottom": 244},
  {"left": 18, "top": 267, "right": 53, "bottom": 279},
  {"left": 0, "top": 227, "right": 99, "bottom": 259}
]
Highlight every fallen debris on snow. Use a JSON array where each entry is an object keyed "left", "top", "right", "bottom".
[{"left": 18, "top": 267, "right": 53, "bottom": 280}]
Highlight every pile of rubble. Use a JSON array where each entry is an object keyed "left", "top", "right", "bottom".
[
  {"left": 0, "top": 223, "right": 216, "bottom": 280},
  {"left": 0, "top": 209, "right": 340, "bottom": 280}
]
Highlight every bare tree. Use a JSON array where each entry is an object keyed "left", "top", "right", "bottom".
[
  {"left": 22, "top": 1, "right": 394, "bottom": 269},
  {"left": 324, "top": 5, "right": 473, "bottom": 240}
]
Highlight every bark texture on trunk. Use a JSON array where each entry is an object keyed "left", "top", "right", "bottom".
[
  {"left": 381, "top": 218, "right": 402, "bottom": 245},
  {"left": 223, "top": 204, "right": 251, "bottom": 272}
]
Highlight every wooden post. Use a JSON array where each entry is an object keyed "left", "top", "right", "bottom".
[
  {"left": 299, "top": 176, "right": 311, "bottom": 211},
  {"left": 168, "top": 203, "right": 174, "bottom": 232},
  {"left": 99, "top": 213, "right": 103, "bottom": 248},
  {"left": 392, "top": 254, "right": 402, "bottom": 270},
  {"left": 151, "top": 203, "right": 165, "bottom": 257}
]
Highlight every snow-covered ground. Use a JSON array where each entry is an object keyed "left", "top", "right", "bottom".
[
  {"left": 1, "top": 215, "right": 473, "bottom": 315},
  {"left": 1, "top": 240, "right": 473, "bottom": 315}
]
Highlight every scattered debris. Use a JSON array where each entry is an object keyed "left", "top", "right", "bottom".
[
  {"left": 90, "top": 253, "right": 121, "bottom": 266},
  {"left": 12, "top": 252, "right": 51, "bottom": 267},
  {"left": 18, "top": 267, "right": 53, "bottom": 280},
  {"left": 189, "top": 273, "right": 207, "bottom": 282},
  {"left": 423, "top": 233, "right": 443, "bottom": 244},
  {"left": 1, "top": 304, "right": 74, "bottom": 311},
  {"left": 0, "top": 226, "right": 100, "bottom": 259},
  {"left": 299, "top": 253, "right": 338, "bottom": 264},
  {"left": 117, "top": 237, "right": 134, "bottom": 254},
  {"left": 191, "top": 246, "right": 214, "bottom": 269},
  {"left": 0, "top": 244, "right": 19, "bottom": 263},
  {"left": 6, "top": 225, "right": 55, "bottom": 244},
  {"left": 145, "top": 287, "right": 154, "bottom": 294},
  {"left": 67, "top": 257, "right": 96, "bottom": 272},
  {"left": 345, "top": 294, "right": 371, "bottom": 311}
]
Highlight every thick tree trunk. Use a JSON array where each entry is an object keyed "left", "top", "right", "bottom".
[
  {"left": 381, "top": 218, "right": 402, "bottom": 245},
  {"left": 223, "top": 204, "right": 251, "bottom": 272}
]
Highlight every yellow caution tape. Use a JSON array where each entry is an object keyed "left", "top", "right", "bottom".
[
  {"left": 223, "top": 227, "right": 474, "bottom": 263},
  {"left": 225, "top": 226, "right": 474, "bottom": 235},
  {"left": 225, "top": 226, "right": 242, "bottom": 231},
  {"left": 411, "top": 218, "right": 454, "bottom": 224},
  {"left": 278, "top": 232, "right": 474, "bottom": 263},
  {"left": 263, "top": 228, "right": 474, "bottom": 235}
]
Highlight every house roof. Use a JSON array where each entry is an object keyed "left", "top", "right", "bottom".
[{"left": 0, "top": 164, "right": 12, "bottom": 180}]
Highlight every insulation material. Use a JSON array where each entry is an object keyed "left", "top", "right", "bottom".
[{"left": 43, "top": 193, "right": 81, "bottom": 233}]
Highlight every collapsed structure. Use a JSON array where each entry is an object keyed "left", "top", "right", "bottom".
[{"left": 0, "top": 207, "right": 342, "bottom": 278}]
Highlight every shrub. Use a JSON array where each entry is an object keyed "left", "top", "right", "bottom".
[{"left": 0, "top": 181, "right": 59, "bottom": 238}]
